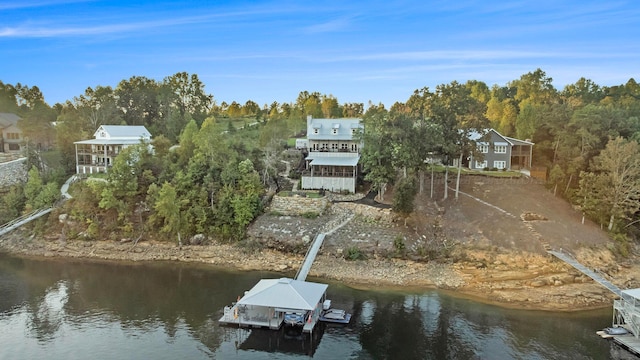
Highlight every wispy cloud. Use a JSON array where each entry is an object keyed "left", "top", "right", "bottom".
[
  {"left": 303, "top": 16, "right": 353, "bottom": 34},
  {"left": 0, "top": 6, "right": 300, "bottom": 38},
  {"left": 306, "top": 50, "right": 603, "bottom": 63},
  {"left": 0, "top": 0, "right": 92, "bottom": 11}
]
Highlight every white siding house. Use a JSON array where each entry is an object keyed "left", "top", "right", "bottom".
[
  {"left": 74, "top": 125, "right": 151, "bottom": 174},
  {"left": 301, "top": 116, "right": 363, "bottom": 193}
]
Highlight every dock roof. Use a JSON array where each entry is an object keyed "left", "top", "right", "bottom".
[{"left": 237, "top": 278, "right": 328, "bottom": 311}]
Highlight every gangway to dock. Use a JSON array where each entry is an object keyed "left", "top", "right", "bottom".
[
  {"left": 0, "top": 207, "right": 53, "bottom": 237},
  {"left": 295, "top": 233, "right": 325, "bottom": 282},
  {"left": 548, "top": 250, "right": 622, "bottom": 296}
]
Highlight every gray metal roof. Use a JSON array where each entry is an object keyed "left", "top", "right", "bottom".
[
  {"left": 622, "top": 288, "right": 640, "bottom": 299},
  {"left": 95, "top": 125, "right": 151, "bottom": 139},
  {"left": 0, "top": 113, "right": 20, "bottom": 128},
  {"left": 74, "top": 139, "right": 147, "bottom": 145},
  {"left": 307, "top": 156, "right": 360, "bottom": 166},
  {"left": 307, "top": 118, "right": 362, "bottom": 141},
  {"left": 237, "top": 278, "right": 328, "bottom": 310}
]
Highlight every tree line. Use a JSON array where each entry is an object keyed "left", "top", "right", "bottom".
[{"left": 1, "top": 69, "right": 640, "bottom": 249}]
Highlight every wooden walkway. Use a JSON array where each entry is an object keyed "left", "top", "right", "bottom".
[{"left": 547, "top": 250, "right": 622, "bottom": 296}]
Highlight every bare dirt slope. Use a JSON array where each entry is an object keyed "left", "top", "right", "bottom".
[{"left": 435, "top": 175, "right": 610, "bottom": 253}]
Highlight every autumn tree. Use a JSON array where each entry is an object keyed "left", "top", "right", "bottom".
[{"left": 578, "top": 137, "right": 640, "bottom": 232}]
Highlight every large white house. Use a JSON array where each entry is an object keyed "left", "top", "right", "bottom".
[
  {"left": 74, "top": 125, "right": 151, "bottom": 174},
  {"left": 301, "top": 115, "right": 363, "bottom": 193}
]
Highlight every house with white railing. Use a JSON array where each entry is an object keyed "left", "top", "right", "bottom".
[
  {"left": 74, "top": 125, "right": 151, "bottom": 174},
  {"left": 300, "top": 115, "right": 363, "bottom": 193}
]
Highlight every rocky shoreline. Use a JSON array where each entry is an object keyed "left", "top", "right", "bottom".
[{"left": 0, "top": 228, "right": 630, "bottom": 312}]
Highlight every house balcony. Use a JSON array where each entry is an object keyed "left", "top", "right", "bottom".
[
  {"left": 76, "top": 150, "right": 121, "bottom": 157},
  {"left": 301, "top": 168, "right": 357, "bottom": 178}
]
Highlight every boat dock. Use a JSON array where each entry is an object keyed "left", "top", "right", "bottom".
[
  {"left": 549, "top": 250, "right": 640, "bottom": 356},
  {"left": 218, "top": 209, "right": 355, "bottom": 334},
  {"left": 219, "top": 304, "right": 284, "bottom": 330}
]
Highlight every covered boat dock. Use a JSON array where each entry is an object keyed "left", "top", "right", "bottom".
[{"left": 219, "top": 278, "right": 328, "bottom": 333}]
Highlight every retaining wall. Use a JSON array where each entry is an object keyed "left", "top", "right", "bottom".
[
  {"left": 0, "top": 158, "right": 27, "bottom": 189},
  {"left": 268, "top": 195, "right": 329, "bottom": 216}
]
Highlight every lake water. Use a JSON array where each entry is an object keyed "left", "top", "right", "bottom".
[{"left": 0, "top": 253, "right": 623, "bottom": 359}]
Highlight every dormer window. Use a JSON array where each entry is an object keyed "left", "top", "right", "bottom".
[
  {"left": 313, "top": 128, "right": 319, "bottom": 135},
  {"left": 332, "top": 123, "right": 340, "bottom": 135}
]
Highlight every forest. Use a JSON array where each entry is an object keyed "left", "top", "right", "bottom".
[{"left": 1, "top": 69, "right": 639, "bottom": 252}]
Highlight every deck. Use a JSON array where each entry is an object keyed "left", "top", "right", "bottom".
[
  {"left": 219, "top": 305, "right": 283, "bottom": 330},
  {"left": 613, "top": 334, "right": 640, "bottom": 357}
]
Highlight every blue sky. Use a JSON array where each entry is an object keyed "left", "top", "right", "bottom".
[{"left": 1, "top": 0, "right": 639, "bottom": 107}]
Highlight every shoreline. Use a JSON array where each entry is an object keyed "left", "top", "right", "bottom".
[{"left": 0, "top": 231, "right": 621, "bottom": 312}]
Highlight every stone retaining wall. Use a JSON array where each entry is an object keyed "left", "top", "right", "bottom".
[
  {"left": 333, "top": 202, "right": 394, "bottom": 224},
  {"left": 268, "top": 195, "right": 329, "bottom": 216},
  {"left": 0, "top": 158, "right": 27, "bottom": 189}
]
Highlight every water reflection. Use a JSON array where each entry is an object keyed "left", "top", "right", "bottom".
[{"left": 0, "top": 253, "right": 614, "bottom": 359}]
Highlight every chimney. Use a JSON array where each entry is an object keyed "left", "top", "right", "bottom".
[{"left": 307, "top": 115, "right": 312, "bottom": 131}]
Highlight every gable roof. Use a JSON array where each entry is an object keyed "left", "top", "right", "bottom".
[
  {"left": 307, "top": 118, "right": 363, "bottom": 141},
  {"left": 0, "top": 113, "right": 20, "bottom": 128},
  {"left": 237, "top": 278, "right": 328, "bottom": 310},
  {"left": 95, "top": 125, "right": 151, "bottom": 139},
  {"left": 470, "top": 129, "right": 533, "bottom": 146}
]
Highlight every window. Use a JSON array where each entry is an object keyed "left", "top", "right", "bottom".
[
  {"left": 8, "top": 143, "right": 20, "bottom": 150},
  {"left": 332, "top": 128, "right": 338, "bottom": 135},
  {"left": 321, "top": 143, "right": 328, "bottom": 150},
  {"left": 331, "top": 143, "right": 338, "bottom": 150},
  {"left": 494, "top": 145, "right": 507, "bottom": 154},
  {"left": 341, "top": 143, "right": 348, "bottom": 150},
  {"left": 351, "top": 144, "right": 358, "bottom": 152},
  {"left": 493, "top": 161, "right": 506, "bottom": 169},
  {"left": 7, "top": 132, "right": 19, "bottom": 140},
  {"left": 313, "top": 128, "right": 319, "bottom": 135},
  {"left": 478, "top": 144, "right": 489, "bottom": 153},
  {"left": 475, "top": 160, "right": 487, "bottom": 169}
]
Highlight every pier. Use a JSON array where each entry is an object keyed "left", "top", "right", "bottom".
[
  {"left": 0, "top": 207, "right": 53, "bottom": 237},
  {"left": 220, "top": 207, "right": 355, "bottom": 333},
  {"left": 549, "top": 249, "right": 640, "bottom": 356},
  {"left": 547, "top": 250, "right": 622, "bottom": 296}
]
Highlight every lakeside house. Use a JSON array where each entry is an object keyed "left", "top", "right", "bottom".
[
  {"left": 468, "top": 129, "right": 534, "bottom": 171},
  {"left": 300, "top": 115, "right": 363, "bottom": 193},
  {"left": 0, "top": 113, "right": 22, "bottom": 152},
  {"left": 74, "top": 125, "right": 151, "bottom": 174}
]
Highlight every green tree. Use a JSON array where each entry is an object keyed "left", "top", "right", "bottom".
[
  {"left": 392, "top": 175, "right": 417, "bottom": 225},
  {"left": 23, "top": 166, "right": 59, "bottom": 211},
  {"left": 74, "top": 85, "right": 122, "bottom": 131},
  {"left": 579, "top": 137, "right": 640, "bottom": 231},
  {"left": 152, "top": 182, "right": 187, "bottom": 246},
  {"left": 115, "top": 76, "right": 160, "bottom": 127},
  {"left": 360, "top": 104, "right": 396, "bottom": 200}
]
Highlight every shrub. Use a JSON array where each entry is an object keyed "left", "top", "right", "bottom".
[
  {"left": 344, "top": 246, "right": 367, "bottom": 261},
  {"left": 393, "top": 235, "right": 406, "bottom": 256},
  {"left": 301, "top": 211, "right": 319, "bottom": 219}
]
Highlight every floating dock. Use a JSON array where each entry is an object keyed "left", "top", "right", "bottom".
[{"left": 218, "top": 278, "right": 328, "bottom": 333}]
